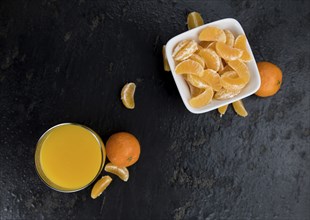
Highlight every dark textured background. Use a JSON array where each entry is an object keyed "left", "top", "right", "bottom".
[{"left": 0, "top": 0, "right": 309, "bottom": 219}]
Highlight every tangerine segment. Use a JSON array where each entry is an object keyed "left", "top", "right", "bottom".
[
  {"left": 189, "top": 54, "right": 205, "bottom": 68},
  {"left": 174, "top": 40, "right": 198, "bottom": 61},
  {"left": 104, "top": 163, "right": 129, "bottom": 182},
  {"left": 172, "top": 40, "right": 190, "bottom": 57},
  {"left": 215, "top": 42, "right": 243, "bottom": 61},
  {"left": 232, "top": 100, "right": 248, "bottom": 117},
  {"left": 187, "top": 74, "right": 208, "bottom": 89},
  {"left": 162, "top": 45, "right": 170, "bottom": 71},
  {"left": 219, "top": 65, "right": 233, "bottom": 75},
  {"left": 175, "top": 60, "right": 204, "bottom": 77},
  {"left": 91, "top": 176, "right": 112, "bottom": 199},
  {"left": 188, "top": 83, "right": 204, "bottom": 97},
  {"left": 214, "top": 88, "right": 241, "bottom": 100},
  {"left": 199, "top": 26, "right": 226, "bottom": 42},
  {"left": 221, "top": 71, "right": 246, "bottom": 91},
  {"left": 121, "top": 82, "right": 136, "bottom": 109},
  {"left": 234, "top": 35, "right": 252, "bottom": 62},
  {"left": 224, "top": 30, "right": 235, "bottom": 47},
  {"left": 218, "top": 104, "right": 228, "bottom": 116},
  {"left": 198, "top": 48, "right": 221, "bottom": 72},
  {"left": 201, "top": 69, "right": 222, "bottom": 91},
  {"left": 189, "top": 85, "right": 214, "bottom": 108},
  {"left": 187, "top": 12, "right": 204, "bottom": 30},
  {"left": 227, "top": 60, "right": 250, "bottom": 84}
]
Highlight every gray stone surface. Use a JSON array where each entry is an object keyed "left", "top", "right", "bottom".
[{"left": 0, "top": 0, "right": 309, "bottom": 219}]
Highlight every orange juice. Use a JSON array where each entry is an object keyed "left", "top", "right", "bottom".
[{"left": 35, "top": 123, "right": 105, "bottom": 192}]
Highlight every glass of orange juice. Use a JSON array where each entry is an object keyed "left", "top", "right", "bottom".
[{"left": 35, "top": 123, "right": 106, "bottom": 192}]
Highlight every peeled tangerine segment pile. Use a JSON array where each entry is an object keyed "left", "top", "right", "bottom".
[
  {"left": 228, "top": 59, "right": 250, "bottom": 84},
  {"left": 199, "top": 26, "right": 226, "bottom": 42},
  {"left": 201, "top": 69, "right": 222, "bottom": 91},
  {"left": 173, "top": 40, "right": 198, "bottom": 61},
  {"left": 104, "top": 162, "right": 129, "bottom": 182},
  {"left": 187, "top": 74, "right": 208, "bottom": 89},
  {"left": 198, "top": 48, "right": 221, "bottom": 72},
  {"left": 234, "top": 35, "right": 252, "bottom": 62},
  {"left": 218, "top": 104, "right": 228, "bottom": 116},
  {"left": 215, "top": 42, "right": 243, "bottom": 61},
  {"left": 189, "top": 54, "right": 205, "bottom": 68},
  {"left": 91, "top": 175, "right": 113, "bottom": 199},
  {"left": 175, "top": 60, "right": 204, "bottom": 77},
  {"left": 224, "top": 30, "right": 235, "bottom": 47},
  {"left": 187, "top": 12, "right": 204, "bottom": 30},
  {"left": 121, "top": 82, "right": 136, "bottom": 109},
  {"left": 162, "top": 45, "right": 170, "bottom": 71},
  {"left": 214, "top": 88, "right": 241, "bottom": 100},
  {"left": 221, "top": 71, "right": 246, "bottom": 91},
  {"left": 232, "top": 100, "right": 248, "bottom": 117},
  {"left": 171, "top": 24, "right": 252, "bottom": 109},
  {"left": 189, "top": 85, "right": 214, "bottom": 108}
]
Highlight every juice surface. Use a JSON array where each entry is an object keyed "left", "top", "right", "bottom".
[{"left": 40, "top": 124, "right": 102, "bottom": 190}]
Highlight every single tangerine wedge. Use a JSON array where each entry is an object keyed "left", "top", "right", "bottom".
[
  {"left": 175, "top": 60, "right": 204, "bottom": 77},
  {"left": 189, "top": 53, "right": 205, "bottom": 68},
  {"left": 187, "top": 12, "right": 204, "bottom": 30},
  {"left": 218, "top": 104, "right": 228, "bottom": 117},
  {"left": 172, "top": 40, "right": 190, "bottom": 57},
  {"left": 232, "top": 100, "right": 248, "bottom": 117},
  {"left": 199, "top": 26, "right": 226, "bottom": 42},
  {"left": 186, "top": 74, "right": 208, "bottom": 89},
  {"left": 189, "top": 85, "right": 214, "bottom": 108},
  {"left": 224, "top": 30, "right": 235, "bottom": 47},
  {"left": 234, "top": 35, "right": 252, "bottom": 62},
  {"left": 201, "top": 69, "right": 222, "bottom": 91},
  {"left": 104, "top": 163, "right": 129, "bottom": 182},
  {"left": 198, "top": 48, "right": 221, "bottom": 72},
  {"left": 173, "top": 40, "right": 198, "bottom": 61},
  {"left": 91, "top": 175, "right": 112, "bottom": 199},
  {"left": 227, "top": 59, "right": 250, "bottom": 84},
  {"left": 221, "top": 71, "right": 246, "bottom": 91},
  {"left": 214, "top": 88, "right": 241, "bottom": 100},
  {"left": 162, "top": 45, "right": 170, "bottom": 71},
  {"left": 215, "top": 42, "right": 243, "bottom": 61},
  {"left": 121, "top": 82, "right": 136, "bottom": 109}
]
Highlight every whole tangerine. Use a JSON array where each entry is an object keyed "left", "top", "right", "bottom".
[
  {"left": 106, "top": 132, "right": 140, "bottom": 167},
  {"left": 255, "top": 62, "right": 283, "bottom": 97}
]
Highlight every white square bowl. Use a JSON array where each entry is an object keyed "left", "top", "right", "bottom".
[{"left": 166, "top": 18, "right": 261, "bottom": 114}]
